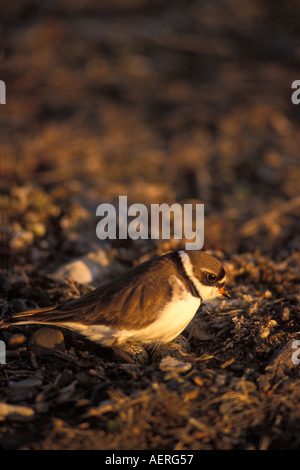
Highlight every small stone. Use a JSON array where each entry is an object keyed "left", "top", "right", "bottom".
[
  {"left": 8, "top": 377, "right": 43, "bottom": 389},
  {"left": 0, "top": 402, "right": 35, "bottom": 421},
  {"left": 8, "top": 333, "right": 27, "bottom": 349},
  {"left": 282, "top": 307, "right": 290, "bottom": 321},
  {"left": 260, "top": 327, "right": 270, "bottom": 339},
  {"left": 28, "top": 327, "right": 65, "bottom": 355},
  {"left": 52, "top": 249, "right": 124, "bottom": 285},
  {"left": 263, "top": 290, "right": 272, "bottom": 299},
  {"left": 159, "top": 356, "right": 192, "bottom": 374}
]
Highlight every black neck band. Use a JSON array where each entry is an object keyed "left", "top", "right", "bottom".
[{"left": 171, "top": 252, "right": 201, "bottom": 299}]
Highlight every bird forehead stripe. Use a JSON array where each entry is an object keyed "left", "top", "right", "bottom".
[
  {"left": 178, "top": 250, "right": 193, "bottom": 277},
  {"left": 178, "top": 250, "right": 203, "bottom": 296}
]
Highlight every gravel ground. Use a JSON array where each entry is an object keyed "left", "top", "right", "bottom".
[{"left": 0, "top": 0, "right": 300, "bottom": 450}]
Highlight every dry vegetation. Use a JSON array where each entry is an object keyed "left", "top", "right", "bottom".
[{"left": 0, "top": 0, "right": 300, "bottom": 450}]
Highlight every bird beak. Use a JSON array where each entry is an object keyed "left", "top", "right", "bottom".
[{"left": 218, "top": 285, "right": 230, "bottom": 299}]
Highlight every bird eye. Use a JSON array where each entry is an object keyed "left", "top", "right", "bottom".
[{"left": 206, "top": 273, "right": 217, "bottom": 282}]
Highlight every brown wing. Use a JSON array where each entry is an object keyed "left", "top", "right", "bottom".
[{"left": 10, "top": 254, "right": 175, "bottom": 330}]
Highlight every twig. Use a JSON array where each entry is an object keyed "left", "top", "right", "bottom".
[{"left": 240, "top": 196, "right": 300, "bottom": 237}]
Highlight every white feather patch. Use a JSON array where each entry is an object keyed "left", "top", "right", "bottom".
[{"left": 117, "top": 289, "right": 201, "bottom": 346}]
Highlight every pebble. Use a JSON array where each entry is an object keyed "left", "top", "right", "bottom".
[
  {"left": 52, "top": 249, "right": 124, "bottom": 285},
  {"left": 7, "top": 333, "right": 27, "bottom": 349},
  {"left": 8, "top": 377, "right": 43, "bottom": 389},
  {"left": 0, "top": 402, "right": 35, "bottom": 421},
  {"left": 282, "top": 307, "right": 290, "bottom": 321},
  {"left": 263, "top": 290, "right": 273, "bottom": 299},
  {"left": 159, "top": 356, "right": 192, "bottom": 374},
  {"left": 28, "top": 327, "right": 65, "bottom": 355},
  {"left": 259, "top": 327, "right": 270, "bottom": 339}
]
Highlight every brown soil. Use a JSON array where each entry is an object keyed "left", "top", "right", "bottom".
[{"left": 0, "top": 0, "right": 299, "bottom": 450}]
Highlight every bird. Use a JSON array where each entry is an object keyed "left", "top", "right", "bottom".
[{"left": 1, "top": 250, "right": 230, "bottom": 357}]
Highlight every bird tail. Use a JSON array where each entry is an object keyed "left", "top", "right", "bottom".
[{"left": 0, "top": 305, "right": 59, "bottom": 328}]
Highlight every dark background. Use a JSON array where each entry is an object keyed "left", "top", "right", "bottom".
[{"left": 0, "top": 0, "right": 299, "bottom": 450}]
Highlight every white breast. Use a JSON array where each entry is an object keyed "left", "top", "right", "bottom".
[
  {"left": 123, "top": 293, "right": 200, "bottom": 345},
  {"left": 116, "top": 276, "right": 201, "bottom": 346}
]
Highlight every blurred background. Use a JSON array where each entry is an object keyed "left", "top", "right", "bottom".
[
  {"left": 1, "top": 0, "right": 300, "bottom": 451},
  {"left": 1, "top": 0, "right": 300, "bottom": 271}
]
